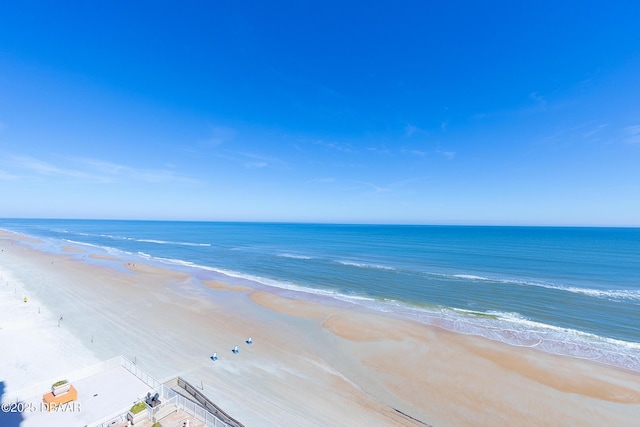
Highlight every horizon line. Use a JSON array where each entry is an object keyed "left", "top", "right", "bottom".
[{"left": 2, "top": 217, "right": 639, "bottom": 229}]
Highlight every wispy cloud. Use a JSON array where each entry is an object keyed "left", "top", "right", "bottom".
[
  {"left": 402, "top": 149, "right": 427, "bottom": 157},
  {"left": 305, "top": 176, "right": 426, "bottom": 198},
  {"left": 366, "top": 146, "right": 391, "bottom": 155},
  {"left": 583, "top": 124, "right": 608, "bottom": 139},
  {"left": 349, "top": 180, "right": 391, "bottom": 195},
  {"left": 233, "top": 151, "right": 287, "bottom": 170},
  {"left": 70, "top": 157, "right": 198, "bottom": 184},
  {"left": 349, "top": 177, "right": 428, "bottom": 196},
  {"left": 0, "top": 169, "right": 20, "bottom": 181},
  {"left": 203, "top": 125, "right": 236, "bottom": 147},
  {"left": 405, "top": 123, "right": 429, "bottom": 137},
  {"left": 475, "top": 92, "right": 562, "bottom": 121},
  {"left": 314, "top": 140, "right": 356, "bottom": 154},
  {"left": 529, "top": 92, "right": 547, "bottom": 107},
  {"left": 304, "top": 178, "right": 336, "bottom": 184},
  {"left": 625, "top": 125, "right": 640, "bottom": 145},
  {"left": 4, "top": 154, "right": 198, "bottom": 185},
  {"left": 244, "top": 161, "right": 267, "bottom": 169},
  {"left": 537, "top": 122, "right": 611, "bottom": 147},
  {"left": 10, "top": 155, "right": 100, "bottom": 180},
  {"left": 437, "top": 150, "right": 456, "bottom": 159}
]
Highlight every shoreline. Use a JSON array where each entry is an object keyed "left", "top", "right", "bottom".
[
  {"left": 2, "top": 227, "right": 638, "bottom": 375},
  {"left": 2, "top": 233, "right": 640, "bottom": 426}
]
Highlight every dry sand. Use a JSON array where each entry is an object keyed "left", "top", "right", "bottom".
[{"left": 1, "top": 234, "right": 639, "bottom": 426}]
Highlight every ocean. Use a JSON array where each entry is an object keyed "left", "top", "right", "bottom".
[{"left": 2, "top": 219, "right": 639, "bottom": 371}]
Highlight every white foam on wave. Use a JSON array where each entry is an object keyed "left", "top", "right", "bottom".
[
  {"left": 452, "top": 274, "right": 491, "bottom": 281},
  {"left": 144, "top": 255, "right": 349, "bottom": 300},
  {"left": 71, "top": 231, "right": 210, "bottom": 248},
  {"left": 64, "top": 239, "right": 111, "bottom": 251},
  {"left": 136, "top": 239, "right": 211, "bottom": 247},
  {"left": 548, "top": 285, "right": 640, "bottom": 301},
  {"left": 277, "top": 253, "right": 313, "bottom": 260},
  {"left": 336, "top": 260, "right": 396, "bottom": 271},
  {"left": 437, "top": 271, "right": 640, "bottom": 302},
  {"left": 63, "top": 239, "right": 135, "bottom": 259},
  {"left": 396, "top": 303, "right": 640, "bottom": 371}
]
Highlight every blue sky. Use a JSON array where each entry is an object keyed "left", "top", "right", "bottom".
[{"left": 1, "top": 1, "right": 639, "bottom": 225}]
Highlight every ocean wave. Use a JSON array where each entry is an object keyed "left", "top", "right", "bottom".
[
  {"left": 277, "top": 253, "right": 313, "bottom": 260},
  {"left": 436, "top": 272, "right": 640, "bottom": 302},
  {"left": 142, "top": 252, "right": 640, "bottom": 371},
  {"left": 152, "top": 256, "right": 196, "bottom": 267},
  {"left": 452, "top": 274, "right": 491, "bottom": 281},
  {"left": 45, "top": 245, "right": 640, "bottom": 373},
  {"left": 545, "top": 285, "right": 640, "bottom": 301},
  {"left": 63, "top": 239, "right": 112, "bottom": 251},
  {"left": 387, "top": 303, "right": 640, "bottom": 371},
  {"left": 91, "top": 232, "right": 211, "bottom": 247},
  {"left": 336, "top": 260, "right": 396, "bottom": 271},
  {"left": 136, "top": 239, "right": 211, "bottom": 247}
]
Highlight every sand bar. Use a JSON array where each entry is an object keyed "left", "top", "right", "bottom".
[
  {"left": 204, "top": 280, "right": 252, "bottom": 293},
  {"left": 88, "top": 254, "right": 121, "bottom": 261},
  {"left": 61, "top": 245, "right": 85, "bottom": 253}
]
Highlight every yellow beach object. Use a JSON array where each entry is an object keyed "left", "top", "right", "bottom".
[{"left": 24, "top": 297, "right": 28, "bottom": 303}]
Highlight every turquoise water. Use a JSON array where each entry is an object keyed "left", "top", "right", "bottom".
[{"left": 2, "top": 219, "right": 639, "bottom": 370}]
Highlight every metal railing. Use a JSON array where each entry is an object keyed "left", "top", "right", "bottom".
[
  {"left": 119, "top": 355, "right": 162, "bottom": 389},
  {"left": 160, "top": 387, "right": 235, "bottom": 427},
  {"left": 173, "top": 377, "right": 243, "bottom": 427}
]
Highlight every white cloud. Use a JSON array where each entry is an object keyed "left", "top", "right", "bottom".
[
  {"left": 4, "top": 154, "right": 197, "bottom": 185},
  {"left": 0, "top": 169, "right": 20, "bottom": 181},
  {"left": 583, "top": 124, "right": 607, "bottom": 138},
  {"left": 436, "top": 149, "right": 455, "bottom": 159},
  {"left": 232, "top": 150, "right": 288, "bottom": 170},
  {"left": 203, "top": 125, "right": 236, "bottom": 147},
  {"left": 529, "top": 92, "right": 547, "bottom": 106},
  {"left": 304, "top": 178, "right": 335, "bottom": 184},
  {"left": 405, "top": 123, "right": 430, "bottom": 137},
  {"left": 244, "top": 161, "right": 267, "bottom": 169},
  {"left": 314, "top": 140, "right": 356, "bottom": 153},
  {"left": 351, "top": 180, "right": 391, "bottom": 195},
  {"left": 11, "top": 155, "right": 96, "bottom": 180},
  {"left": 71, "top": 157, "right": 199, "bottom": 184},
  {"left": 366, "top": 146, "right": 390, "bottom": 155},
  {"left": 625, "top": 125, "right": 640, "bottom": 145}
]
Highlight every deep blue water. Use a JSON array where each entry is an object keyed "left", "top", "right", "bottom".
[{"left": 2, "top": 219, "right": 639, "bottom": 370}]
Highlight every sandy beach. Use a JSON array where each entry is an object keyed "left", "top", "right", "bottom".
[{"left": 1, "top": 233, "right": 640, "bottom": 426}]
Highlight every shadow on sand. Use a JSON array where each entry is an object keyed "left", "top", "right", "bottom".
[{"left": 0, "top": 381, "right": 25, "bottom": 427}]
